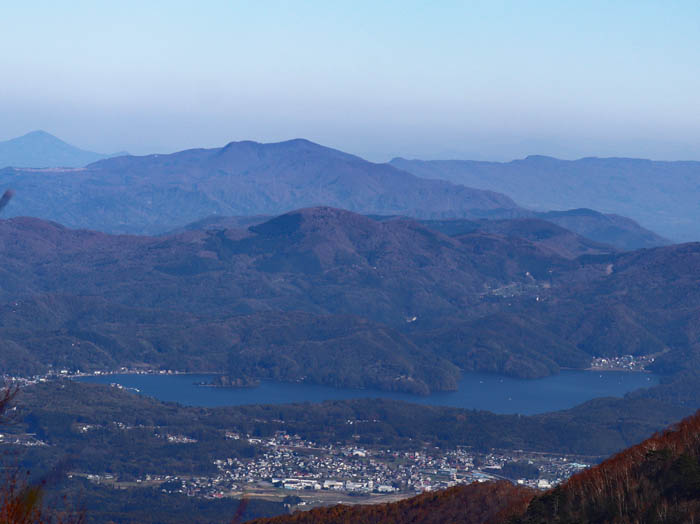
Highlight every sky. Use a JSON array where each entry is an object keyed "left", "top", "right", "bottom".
[{"left": 1, "top": 1, "right": 699, "bottom": 161}]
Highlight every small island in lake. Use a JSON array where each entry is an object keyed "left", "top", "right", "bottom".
[{"left": 202, "top": 375, "right": 261, "bottom": 388}]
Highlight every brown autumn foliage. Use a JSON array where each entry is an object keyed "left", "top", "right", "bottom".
[
  {"left": 247, "top": 481, "right": 536, "bottom": 524},
  {"left": 512, "top": 407, "right": 700, "bottom": 523}
]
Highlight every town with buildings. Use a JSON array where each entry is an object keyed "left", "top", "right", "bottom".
[
  {"left": 2, "top": 370, "right": 595, "bottom": 511},
  {"left": 589, "top": 354, "right": 657, "bottom": 372},
  {"left": 68, "top": 427, "right": 591, "bottom": 510}
]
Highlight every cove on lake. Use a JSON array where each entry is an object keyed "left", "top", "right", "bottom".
[{"left": 77, "top": 370, "right": 658, "bottom": 415}]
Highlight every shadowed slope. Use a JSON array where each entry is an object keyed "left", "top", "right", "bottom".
[{"left": 514, "top": 408, "right": 700, "bottom": 523}]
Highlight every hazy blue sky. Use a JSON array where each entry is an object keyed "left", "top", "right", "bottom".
[{"left": 1, "top": 1, "right": 699, "bottom": 161}]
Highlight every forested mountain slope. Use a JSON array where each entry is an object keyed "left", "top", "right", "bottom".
[
  {"left": 1, "top": 207, "right": 700, "bottom": 394},
  {"left": 0, "top": 139, "right": 519, "bottom": 234}
]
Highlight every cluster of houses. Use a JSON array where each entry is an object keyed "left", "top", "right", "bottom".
[{"left": 589, "top": 354, "right": 655, "bottom": 371}]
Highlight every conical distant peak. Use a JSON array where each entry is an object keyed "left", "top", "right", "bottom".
[
  {"left": 0, "top": 130, "right": 122, "bottom": 168},
  {"left": 21, "top": 130, "right": 63, "bottom": 141}
]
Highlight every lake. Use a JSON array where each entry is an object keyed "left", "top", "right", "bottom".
[{"left": 76, "top": 370, "right": 658, "bottom": 415}]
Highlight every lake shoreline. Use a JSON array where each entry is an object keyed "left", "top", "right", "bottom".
[{"left": 75, "top": 370, "right": 659, "bottom": 416}]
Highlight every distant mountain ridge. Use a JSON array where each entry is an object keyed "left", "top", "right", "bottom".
[
  {"left": 533, "top": 208, "right": 669, "bottom": 250},
  {"left": 0, "top": 137, "right": 671, "bottom": 246},
  {"left": 390, "top": 155, "right": 700, "bottom": 241},
  {"left": 172, "top": 208, "right": 667, "bottom": 253},
  {"left": 169, "top": 212, "right": 618, "bottom": 259},
  {"left": 0, "top": 130, "right": 126, "bottom": 168},
  {"left": 0, "top": 138, "right": 520, "bottom": 234},
  {"left": 421, "top": 217, "right": 618, "bottom": 259}
]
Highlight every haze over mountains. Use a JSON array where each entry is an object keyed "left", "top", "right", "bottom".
[
  {"left": 0, "top": 132, "right": 689, "bottom": 394},
  {"left": 0, "top": 131, "right": 693, "bottom": 397},
  {"left": 0, "top": 130, "right": 127, "bottom": 168},
  {"left": 2, "top": 132, "right": 700, "bottom": 522},
  {"left": 0, "top": 138, "right": 518, "bottom": 234},
  {"left": 532, "top": 209, "right": 669, "bottom": 251},
  {"left": 0, "top": 133, "right": 670, "bottom": 251},
  {"left": 391, "top": 156, "right": 700, "bottom": 242}
]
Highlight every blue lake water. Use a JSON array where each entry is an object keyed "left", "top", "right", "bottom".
[{"left": 76, "top": 370, "right": 658, "bottom": 415}]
